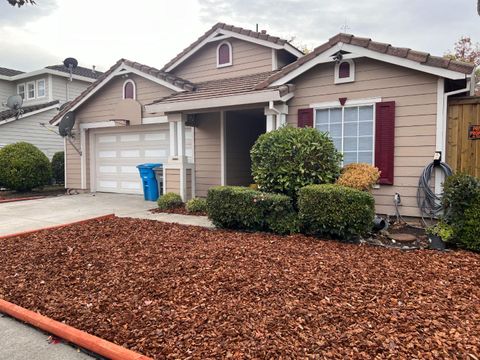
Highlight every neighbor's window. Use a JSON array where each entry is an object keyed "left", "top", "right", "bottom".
[
  {"left": 334, "top": 59, "right": 355, "bottom": 84},
  {"left": 37, "top": 79, "right": 46, "bottom": 98},
  {"left": 315, "top": 104, "right": 374, "bottom": 165},
  {"left": 123, "top": 79, "right": 136, "bottom": 99},
  {"left": 17, "top": 83, "right": 25, "bottom": 100},
  {"left": 26, "top": 81, "right": 35, "bottom": 100},
  {"left": 217, "top": 41, "right": 232, "bottom": 67}
]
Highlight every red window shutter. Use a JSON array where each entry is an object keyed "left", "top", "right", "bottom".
[
  {"left": 298, "top": 108, "right": 314, "bottom": 128},
  {"left": 339, "top": 62, "right": 350, "bottom": 78},
  {"left": 375, "top": 101, "right": 395, "bottom": 185}
]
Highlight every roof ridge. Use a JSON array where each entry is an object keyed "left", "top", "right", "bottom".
[{"left": 255, "top": 33, "right": 476, "bottom": 89}]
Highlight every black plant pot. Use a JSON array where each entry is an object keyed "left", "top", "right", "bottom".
[{"left": 429, "top": 235, "right": 446, "bottom": 251}]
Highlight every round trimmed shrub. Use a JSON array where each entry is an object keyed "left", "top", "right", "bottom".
[
  {"left": 336, "top": 163, "right": 380, "bottom": 191},
  {"left": 157, "top": 192, "right": 183, "bottom": 210},
  {"left": 186, "top": 198, "right": 207, "bottom": 214},
  {"left": 298, "top": 184, "right": 375, "bottom": 239},
  {"left": 251, "top": 126, "right": 342, "bottom": 198},
  {"left": 51, "top": 151, "right": 65, "bottom": 184},
  {"left": 0, "top": 142, "right": 51, "bottom": 191}
]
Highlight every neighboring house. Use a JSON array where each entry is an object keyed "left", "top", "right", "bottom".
[
  {"left": 51, "top": 23, "right": 476, "bottom": 217},
  {"left": 0, "top": 64, "right": 102, "bottom": 158}
]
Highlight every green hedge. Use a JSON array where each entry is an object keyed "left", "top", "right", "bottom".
[
  {"left": 186, "top": 198, "right": 207, "bottom": 213},
  {"left": 0, "top": 142, "right": 51, "bottom": 191},
  {"left": 298, "top": 184, "right": 375, "bottom": 239},
  {"left": 51, "top": 151, "right": 65, "bottom": 184},
  {"left": 250, "top": 126, "right": 342, "bottom": 198},
  {"left": 206, "top": 186, "right": 299, "bottom": 235},
  {"left": 157, "top": 192, "right": 183, "bottom": 210}
]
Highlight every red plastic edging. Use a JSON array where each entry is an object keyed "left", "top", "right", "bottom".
[
  {"left": 0, "top": 299, "right": 152, "bottom": 360},
  {"left": 0, "top": 196, "right": 45, "bottom": 204},
  {"left": 0, "top": 214, "right": 116, "bottom": 240}
]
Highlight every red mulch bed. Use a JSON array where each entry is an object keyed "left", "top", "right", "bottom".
[
  {"left": 0, "top": 217, "right": 479, "bottom": 359},
  {"left": 150, "top": 206, "right": 207, "bottom": 216}
]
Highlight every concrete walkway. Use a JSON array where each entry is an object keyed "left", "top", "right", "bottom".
[
  {"left": 0, "top": 192, "right": 213, "bottom": 236},
  {"left": 0, "top": 314, "right": 95, "bottom": 360}
]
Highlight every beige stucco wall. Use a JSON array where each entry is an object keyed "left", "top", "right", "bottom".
[
  {"left": 194, "top": 112, "right": 221, "bottom": 197},
  {"left": 65, "top": 74, "right": 176, "bottom": 189},
  {"left": 287, "top": 58, "right": 438, "bottom": 217},
  {"left": 172, "top": 38, "right": 273, "bottom": 82}
]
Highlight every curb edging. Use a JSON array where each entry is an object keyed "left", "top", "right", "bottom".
[
  {"left": 0, "top": 214, "right": 116, "bottom": 240},
  {"left": 0, "top": 196, "right": 45, "bottom": 204},
  {"left": 0, "top": 299, "right": 152, "bottom": 360}
]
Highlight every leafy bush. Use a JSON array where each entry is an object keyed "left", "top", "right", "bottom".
[
  {"left": 298, "top": 184, "right": 375, "bottom": 239},
  {"left": 186, "top": 198, "right": 207, "bottom": 214},
  {"left": 206, "top": 186, "right": 299, "bottom": 235},
  {"left": 456, "top": 201, "right": 480, "bottom": 251},
  {"left": 426, "top": 221, "right": 454, "bottom": 242},
  {"left": 157, "top": 192, "right": 183, "bottom": 210},
  {"left": 442, "top": 173, "right": 480, "bottom": 225},
  {"left": 51, "top": 151, "right": 65, "bottom": 184},
  {"left": 0, "top": 142, "right": 51, "bottom": 191},
  {"left": 251, "top": 126, "right": 342, "bottom": 198},
  {"left": 336, "top": 163, "right": 380, "bottom": 191}
]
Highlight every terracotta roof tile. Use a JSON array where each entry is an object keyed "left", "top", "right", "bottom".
[
  {"left": 161, "top": 22, "right": 301, "bottom": 71},
  {"left": 49, "top": 59, "right": 195, "bottom": 124},
  {"left": 0, "top": 100, "right": 59, "bottom": 122},
  {"left": 256, "top": 33, "right": 476, "bottom": 89}
]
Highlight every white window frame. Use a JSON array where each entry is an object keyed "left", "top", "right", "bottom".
[
  {"left": 36, "top": 78, "right": 46, "bottom": 98},
  {"left": 26, "top": 81, "right": 36, "bottom": 100},
  {"left": 17, "top": 83, "right": 25, "bottom": 100},
  {"left": 122, "top": 79, "right": 136, "bottom": 99},
  {"left": 334, "top": 59, "right": 355, "bottom": 84},
  {"left": 312, "top": 99, "right": 378, "bottom": 166},
  {"left": 216, "top": 41, "right": 233, "bottom": 68}
]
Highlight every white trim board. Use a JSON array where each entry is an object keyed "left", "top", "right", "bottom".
[
  {"left": 165, "top": 28, "right": 303, "bottom": 72},
  {"left": 0, "top": 103, "right": 59, "bottom": 126},
  {"left": 269, "top": 43, "right": 472, "bottom": 87},
  {"left": 0, "top": 68, "right": 97, "bottom": 83},
  {"left": 51, "top": 62, "right": 185, "bottom": 126}
]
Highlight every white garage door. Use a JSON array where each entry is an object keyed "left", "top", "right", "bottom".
[{"left": 94, "top": 127, "right": 170, "bottom": 194}]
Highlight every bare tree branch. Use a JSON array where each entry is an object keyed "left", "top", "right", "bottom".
[{"left": 7, "top": 0, "right": 36, "bottom": 7}]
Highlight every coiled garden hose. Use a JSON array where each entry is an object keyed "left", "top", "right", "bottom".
[{"left": 416, "top": 161, "right": 453, "bottom": 222}]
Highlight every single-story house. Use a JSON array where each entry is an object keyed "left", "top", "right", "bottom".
[{"left": 50, "top": 23, "right": 476, "bottom": 217}]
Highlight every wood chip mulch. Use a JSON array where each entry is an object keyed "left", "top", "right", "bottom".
[{"left": 0, "top": 217, "right": 479, "bottom": 359}]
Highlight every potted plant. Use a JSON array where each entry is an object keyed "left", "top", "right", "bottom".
[{"left": 426, "top": 221, "right": 453, "bottom": 250}]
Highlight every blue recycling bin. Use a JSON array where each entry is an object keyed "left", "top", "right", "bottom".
[{"left": 136, "top": 163, "right": 162, "bottom": 201}]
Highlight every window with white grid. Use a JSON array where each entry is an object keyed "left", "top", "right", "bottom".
[{"left": 315, "top": 105, "right": 375, "bottom": 165}]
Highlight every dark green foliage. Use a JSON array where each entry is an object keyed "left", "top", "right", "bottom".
[
  {"left": 441, "top": 173, "right": 480, "bottom": 251},
  {"left": 186, "top": 198, "right": 207, "bottom": 213},
  {"left": 250, "top": 126, "right": 342, "bottom": 198},
  {"left": 0, "top": 142, "right": 51, "bottom": 191},
  {"left": 51, "top": 151, "right": 65, "bottom": 184},
  {"left": 206, "top": 186, "right": 299, "bottom": 235},
  {"left": 157, "top": 192, "right": 183, "bottom": 210},
  {"left": 298, "top": 184, "right": 375, "bottom": 239}
]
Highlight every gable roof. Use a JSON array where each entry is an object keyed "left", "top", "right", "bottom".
[
  {"left": 255, "top": 33, "right": 476, "bottom": 89},
  {"left": 49, "top": 59, "right": 195, "bottom": 125},
  {"left": 162, "top": 22, "right": 304, "bottom": 72},
  {"left": 46, "top": 65, "right": 103, "bottom": 79},
  {"left": 0, "top": 66, "right": 24, "bottom": 77},
  {"left": 0, "top": 100, "right": 59, "bottom": 124}
]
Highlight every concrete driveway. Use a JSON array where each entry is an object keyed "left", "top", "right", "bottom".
[{"left": 0, "top": 193, "right": 155, "bottom": 236}]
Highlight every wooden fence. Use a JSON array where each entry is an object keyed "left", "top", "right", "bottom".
[{"left": 447, "top": 96, "right": 480, "bottom": 177}]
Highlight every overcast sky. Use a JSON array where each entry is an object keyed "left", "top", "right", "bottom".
[{"left": 1, "top": 0, "right": 479, "bottom": 72}]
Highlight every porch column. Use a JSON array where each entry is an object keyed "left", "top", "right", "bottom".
[
  {"left": 166, "top": 113, "right": 189, "bottom": 201},
  {"left": 265, "top": 103, "right": 289, "bottom": 132}
]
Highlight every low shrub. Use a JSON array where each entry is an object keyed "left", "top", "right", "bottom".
[
  {"left": 251, "top": 126, "right": 342, "bottom": 198},
  {"left": 206, "top": 186, "right": 299, "bottom": 235},
  {"left": 426, "top": 221, "right": 454, "bottom": 242},
  {"left": 442, "top": 173, "right": 480, "bottom": 225},
  {"left": 186, "top": 198, "right": 207, "bottom": 214},
  {"left": 51, "top": 151, "right": 65, "bottom": 184},
  {"left": 157, "top": 192, "right": 183, "bottom": 210},
  {"left": 456, "top": 201, "right": 480, "bottom": 251},
  {"left": 298, "top": 184, "right": 375, "bottom": 239},
  {"left": 336, "top": 163, "right": 380, "bottom": 191},
  {"left": 0, "top": 142, "right": 51, "bottom": 191}
]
